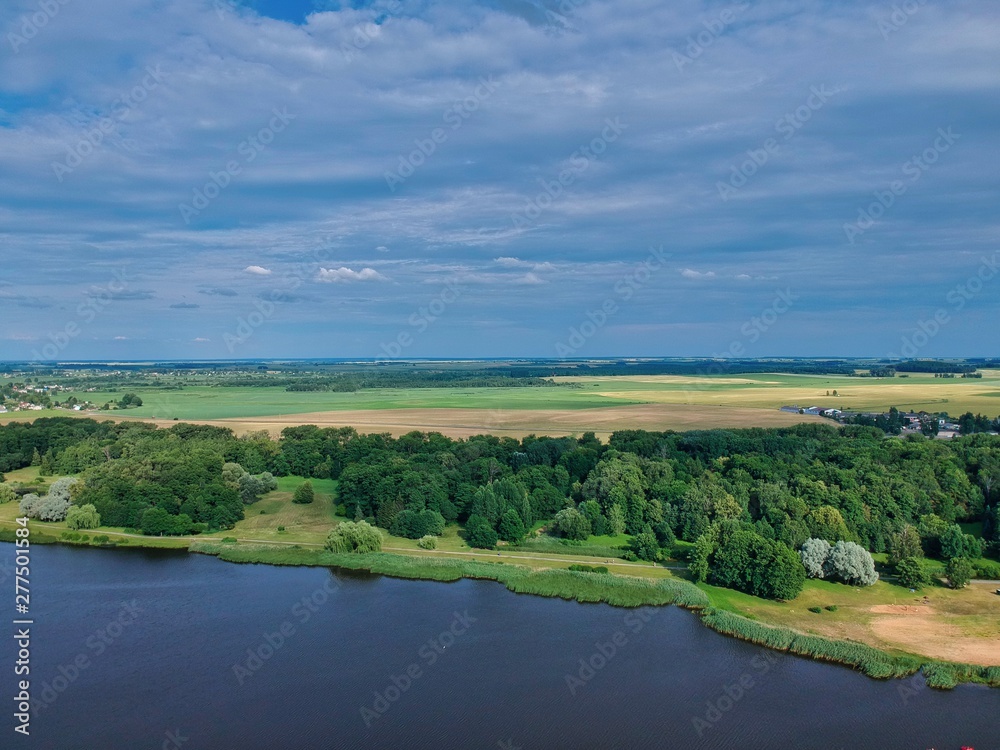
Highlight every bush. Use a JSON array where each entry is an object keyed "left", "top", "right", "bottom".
[
  {"left": 277, "top": 526, "right": 285, "bottom": 532},
  {"left": 973, "top": 559, "right": 1000, "bottom": 579},
  {"left": 325, "top": 520, "right": 383, "bottom": 554},
  {"left": 824, "top": 605, "right": 838, "bottom": 612},
  {"left": 417, "top": 535, "right": 437, "bottom": 550},
  {"left": 0, "top": 484, "right": 16, "bottom": 504},
  {"left": 808, "top": 606, "right": 822, "bottom": 613},
  {"left": 222, "top": 537, "right": 238, "bottom": 543},
  {"left": 945, "top": 557, "right": 974, "bottom": 589},
  {"left": 293, "top": 481, "right": 315, "bottom": 505},
  {"left": 568, "top": 564, "right": 611, "bottom": 574}
]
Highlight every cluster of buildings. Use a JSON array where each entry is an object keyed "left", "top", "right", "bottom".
[{"left": 781, "top": 405, "right": 967, "bottom": 438}]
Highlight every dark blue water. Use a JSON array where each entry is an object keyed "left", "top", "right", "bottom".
[{"left": 2, "top": 544, "right": 997, "bottom": 750}]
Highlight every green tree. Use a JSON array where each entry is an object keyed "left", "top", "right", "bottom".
[
  {"left": 465, "top": 515, "right": 498, "bottom": 549},
  {"left": 293, "top": 481, "right": 315, "bottom": 505},
  {"left": 945, "top": 557, "right": 974, "bottom": 589},
  {"left": 498, "top": 508, "right": 526, "bottom": 543},
  {"left": 552, "top": 507, "right": 591, "bottom": 541},
  {"left": 607, "top": 503, "right": 626, "bottom": 536},
  {"left": 0, "top": 484, "right": 16, "bottom": 504},
  {"left": 66, "top": 504, "right": 101, "bottom": 530},
  {"left": 629, "top": 529, "right": 659, "bottom": 562},
  {"left": 895, "top": 557, "right": 931, "bottom": 589},
  {"left": 689, "top": 533, "right": 714, "bottom": 583},
  {"left": 325, "top": 520, "right": 382, "bottom": 553},
  {"left": 888, "top": 525, "right": 923, "bottom": 566}
]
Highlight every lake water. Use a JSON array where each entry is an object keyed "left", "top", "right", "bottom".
[{"left": 3, "top": 544, "right": 998, "bottom": 749}]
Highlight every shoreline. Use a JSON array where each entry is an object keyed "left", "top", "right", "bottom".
[{"left": 6, "top": 529, "right": 998, "bottom": 690}]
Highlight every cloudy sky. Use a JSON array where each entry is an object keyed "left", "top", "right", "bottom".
[{"left": 1, "top": 0, "right": 998, "bottom": 361}]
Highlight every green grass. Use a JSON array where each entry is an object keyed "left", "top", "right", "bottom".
[
  {"left": 190, "top": 541, "right": 710, "bottom": 608},
  {"left": 50, "top": 385, "right": 644, "bottom": 420}
]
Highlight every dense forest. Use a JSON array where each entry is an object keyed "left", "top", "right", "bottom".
[{"left": 2, "top": 418, "right": 997, "bottom": 600}]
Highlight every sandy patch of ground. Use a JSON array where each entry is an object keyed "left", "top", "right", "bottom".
[{"left": 868, "top": 598, "right": 1000, "bottom": 666}]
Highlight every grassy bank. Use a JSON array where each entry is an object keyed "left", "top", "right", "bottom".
[{"left": 189, "top": 540, "right": 708, "bottom": 609}]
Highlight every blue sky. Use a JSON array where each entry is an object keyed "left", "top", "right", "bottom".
[{"left": 1, "top": 0, "right": 998, "bottom": 361}]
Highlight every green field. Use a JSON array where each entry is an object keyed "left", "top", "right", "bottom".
[{"left": 50, "top": 385, "right": 642, "bottom": 420}]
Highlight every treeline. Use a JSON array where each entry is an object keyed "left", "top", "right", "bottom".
[
  {"left": 2, "top": 419, "right": 997, "bottom": 598},
  {"left": 215, "top": 371, "right": 559, "bottom": 390}
]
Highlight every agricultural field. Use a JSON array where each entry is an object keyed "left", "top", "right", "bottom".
[
  {"left": 4, "top": 369, "right": 999, "bottom": 438},
  {"left": 555, "top": 369, "right": 1000, "bottom": 415}
]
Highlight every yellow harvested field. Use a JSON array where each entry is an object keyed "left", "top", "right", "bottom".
[{"left": 202, "top": 404, "right": 824, "bottom": 438}]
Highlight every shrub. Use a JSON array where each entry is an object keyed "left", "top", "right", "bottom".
[
  {"left": 0, "top": 484, "right": 16, "bottom": 504},
  {"left": 945, "top": 557, "right": 974, "bottom": 589},
  {"left": 824, "top": 605, "right": 838, "bottom": 612},
  {"left": 417, "top": 535, "right": 437, "bottom": 550},
  {"left": 277, "top": 526, "right": 285, "bottom": 532},
  {"left": 222, "top": 537, "right": 238, "bottom": 543},
  {"left": 293, "top": 481, "right": 315, "bottom": 505},
  {"left": 808, "top": 606, "right": 822, "bottom": 613},
  {"left": 325, "top": 520, "right": 383, "bottom": 554}
]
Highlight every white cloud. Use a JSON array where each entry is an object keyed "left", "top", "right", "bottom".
[
  {"left": 316, "top": 267, "right": 388, "bottom": 283},
  {"left": 494, "top": 256, "right": 523, "bottom": 267},
  {"left": 680, "top": 269, "right": 716, "bottom": 280},
  {"left": 244, "top": 265, "right": 272, "bottom": 276},
  {"left": 375, "top": 246, "right": 389, "bottom": 253},
  {"left": 193, "top": 337, "right": 210, "bottom": 342}
]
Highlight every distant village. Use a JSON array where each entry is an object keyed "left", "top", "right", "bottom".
[
  {"left": 780, "top": 404, "right": 1000, "bottom": 438},
  {"left": 0, "top": 381, "right": 101, "bottom": 414}
]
